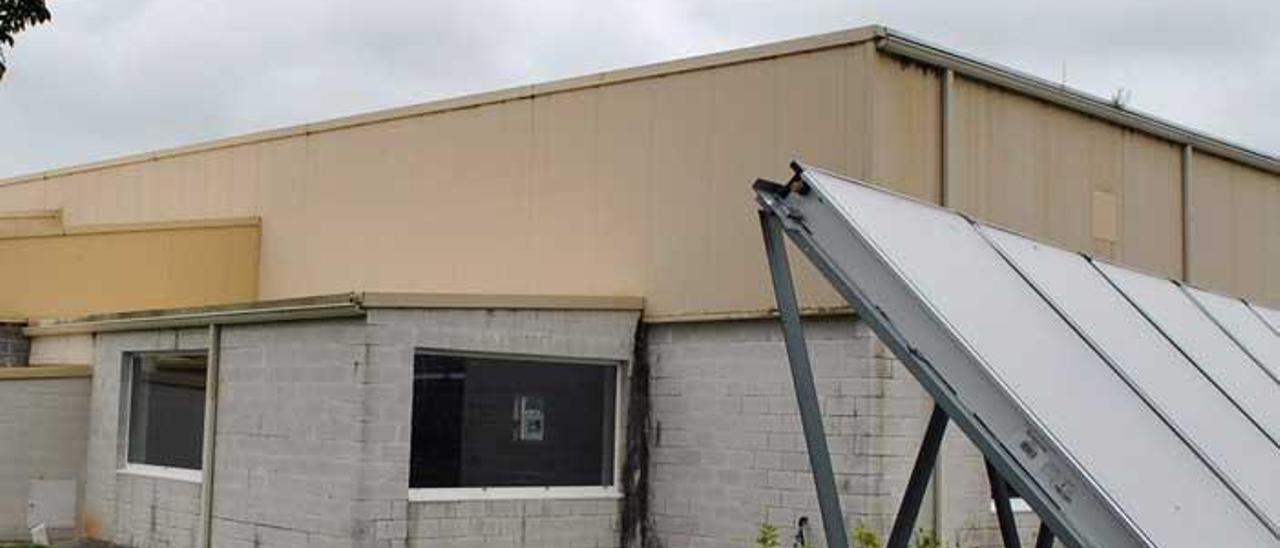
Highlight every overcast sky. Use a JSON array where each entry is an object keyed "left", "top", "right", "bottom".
[{"left": 1, "top": 1, "right": 1277, "bottom": 178}]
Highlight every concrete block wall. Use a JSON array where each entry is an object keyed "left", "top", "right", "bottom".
[
  {"left": 82, "top": 309, "right": 639, "bottom": 548},
  {"left": 406, "top": 499, "right": 618, "bottom": 547},
  {"left": 211, "top": 319, "right": 372, "bottom": 548},
  {"left": 0, "top": 322, "right": 30, "bottom": 366},
  {"left": 647, "top": 316, "right": 1010, "bottom": 548},
  {"left": 364, "top": 308, "right": 639, "bottom": 548},
  {"left": 85, "top": 329, "right": 208, "bottom": 546},
  {"left": 0, "top": 377, "right": 90, "bottom": 541},
  {"left": 110, "top": 472, "right": 202, "bottom": 546}
]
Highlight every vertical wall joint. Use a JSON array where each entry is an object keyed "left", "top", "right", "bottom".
[
  {"left": 940, "top": 68, "right": 955, "bottom": 208},
  {"left": 1181, "top": 145, "right": 1193, "bottom": 283}
]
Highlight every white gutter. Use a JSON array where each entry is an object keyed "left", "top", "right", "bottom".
[
  {"left": 875, "top": 29, "right": 1280, "bottom": 176},
  {"left": 23, "top": 297, "right": 366, "bottom": 336}
]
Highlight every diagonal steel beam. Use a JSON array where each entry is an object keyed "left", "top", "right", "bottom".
[
  {"left": 759, "top": 209, "right": 850, "bottom": 548},
  {"left": 887, "top": 404, "right": 948, "bottom": 548}
]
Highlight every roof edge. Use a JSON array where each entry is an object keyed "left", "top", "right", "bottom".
[
  {"left": 359, "top": 292, "right": 644, "bottom": 311},
  {"left": 23, "top": 292, "right": 646, "bottom": 336},
  {"left": 876, "top": 29, "right": 1280, "bottom": 174},
  {"left": 0, "top": 26, "right": 883, "bottom": 187}
]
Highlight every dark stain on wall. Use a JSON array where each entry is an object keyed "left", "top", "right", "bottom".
[{"left": 620, "top": 321, "right": 657, "bottom": 548}]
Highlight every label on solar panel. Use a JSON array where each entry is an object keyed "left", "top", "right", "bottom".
[{"left": 755, "top": 164, "right": 1280, "bottom": 548}]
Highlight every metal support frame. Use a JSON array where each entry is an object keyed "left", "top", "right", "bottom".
[
  {"left": 1035, "top": 522, "right": 1056, "bottom": 548},
  {"left": 887, "top": 405, "right": 948, "bottom": 548},
  {"left": 754, "top": 166, "right": 1154, "bottom": 547},
  {"left": 986, "top": 460, "right": 1023, "bottom": 548},
  {"left": 759, "top": 210, "right": 850, "bottom": 548}
]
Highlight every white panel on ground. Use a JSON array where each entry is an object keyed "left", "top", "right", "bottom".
[
  {"left": 803, "top": 169, "right": 1274, "bottom": 547},
  {"left": 1250, "top": 304, "right": 1280, "bottom": 334},
  {"left": 982, "top": 226, "right": 1280, "bottom": 526},
  {"left": 1099, "top": 264, "right": 1280, "bottom": 443},
  {"left": 1186, "top": 287, "right": 1280, "bottom": 378}
]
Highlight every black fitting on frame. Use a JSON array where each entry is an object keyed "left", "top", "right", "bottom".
[
  {"left": 753, "top": 178, "right": 791, "bottom": 197},
  {"left": 788, "top": 160, "right": 811, "bottom": 195}
]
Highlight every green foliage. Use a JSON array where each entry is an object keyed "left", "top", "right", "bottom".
[
  {"left": 851, "top": 524, "right": 882, "bottom": 548},
  {"left": 755, "top": 522, "right": 781, "bottom": 548},
  {"left": 0, "top": 0, "right": 49, "bottom": 47},
  {"left": 0, "top": 0, "right": 51, "bottom": 79},
  {"left": 913, "top": 528, "right": 942, "bottom": 548}
]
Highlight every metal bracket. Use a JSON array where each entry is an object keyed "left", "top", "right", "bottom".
[{"left": 987, "top": 460, "right": 1023, "bottom": 548}]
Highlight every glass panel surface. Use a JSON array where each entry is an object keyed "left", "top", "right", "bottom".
[
  {"left": 127, "top": 352, "right": 207, "bottom": 469},
  {"left": 1099, "top": 264, "right": 1280, "bottom": 443},
  {"left": 1250, "top": 304, "right": 1280, "bottom": 334},
  {"left": 983, "top": 226, "right": 1280, "bottom": 524},
  {"left": 1187, "top": 288, "right": 1280, "bottom": 379},
  {"left": 804, "top": 169, "right": 1275, "bottom": 547},
  {"left": 410, "top": 353, "right": 617, "bottom": 489}
]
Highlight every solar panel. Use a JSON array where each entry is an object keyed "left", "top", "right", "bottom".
[
  {"left": 1099, "top": 265, "right": 1280, "bottom": 443},
  {"left": 1250, "top": 303, "right": 1280, "bottom": 335},
  {"left": 1186, "top": 287, "right": 1280, "bottom": 378},
  {"left": 981, "top": 226, "right": 1280, "bottom": 528},
  {"left": 755, "top": 164, "right": 1280, "bottom": 548}
]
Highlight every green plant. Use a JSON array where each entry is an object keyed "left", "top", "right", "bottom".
[
  {"left": 913, "top": 528, "right": 942, "bottom": 548},
  {"left": 852, "top": 523, "right": 883, "bottom": 548},
  {"left": 755, "top": 522, "right": 781, "bottom": 548}
]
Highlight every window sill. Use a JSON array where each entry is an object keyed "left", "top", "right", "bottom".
[
  {"left": 117, "top": 463, "right": 203, "bottom": 484},
  {"left": 409, "top": 486, "right": 622, "bottom": 502}
]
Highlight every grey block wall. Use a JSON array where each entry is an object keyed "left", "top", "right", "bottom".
[
  {"left": 211, "top": 319, "right": 372, "bottom": 548},
  {"left": 0, "top": 377, "right": 89, "bottom": 541},
  {"left": 85, "top": 329, "right": 208, "bottom": 546},
  {"left": 646, "top": 316, "right": 1035, "bottom": 548},
  {"left": 85, "top": 310, "right": 638, "bottom": 548},
  {"left": 0, "top": 322, "right": 30, "bottom": 367},
  {"left": 77, "top": 308, "right": 1035, "bottom": 548}
]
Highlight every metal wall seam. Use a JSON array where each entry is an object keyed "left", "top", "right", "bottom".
[{"left": 1182, "top": 145, "right": 1194, "bottom": 282}]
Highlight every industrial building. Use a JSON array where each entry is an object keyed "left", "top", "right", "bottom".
[{"left": 0, "top": 25, "right": 1276, "bottom": 547}]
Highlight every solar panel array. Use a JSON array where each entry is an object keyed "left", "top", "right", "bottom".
[{"left": 761, "top": 165, "right": 1280, "bottom": 547}]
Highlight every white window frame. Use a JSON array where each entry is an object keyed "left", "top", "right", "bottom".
[
  {"left": 407, "top": 349, "right": 627, "bottom": 502},
  {"left": 117, "top": 350, "right": 208, "bottom": 482},
  {"left": 118, "top": 462, "right": 203, "bottom": 484}
]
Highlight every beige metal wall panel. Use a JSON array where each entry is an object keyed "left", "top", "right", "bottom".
[
  {"left": 0, "top": 210, "right": 60, "bottom": 237},
  {"left": 1118, "top": 133, "right": 1183, "bottom": 279},
  {"left": 48, "top": 42, "right": 871, "bottom": 321},
  {"left": 0, "top": 224, "right": 259, "bottom": 318},
  {"left": 870, "top": 55, "right": 942, "bottom": 203},
  {"left": 1189, "top": 152, "right": 1280, "bottom": 305},
  {"left": 949, "top": 76, "right": 1192, "bottom": 275},
  {"left": 0, "top": 34, "right": 1272, "bottom": 318}
]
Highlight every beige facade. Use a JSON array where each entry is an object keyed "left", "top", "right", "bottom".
[
  {"left": 0, "top": 220, "right": 259, "bottom": 318},
  {"left": 0, "top": 25, "right": 1275, "bottom": 322}
]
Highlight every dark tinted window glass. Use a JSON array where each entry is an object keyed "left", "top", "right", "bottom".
[
  {"left": 127, "top": 352, "right": 207, "bottom": 469},
  {"left": 410, "top": 353, "right": 617, "bottom": 489}
]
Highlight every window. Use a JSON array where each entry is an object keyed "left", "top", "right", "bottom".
[
  {"left": 125, "top": 352, "right": 208, "bottom": 471},
  {"left": 410, "top": 351, "right": 619, "bottom": 496}
]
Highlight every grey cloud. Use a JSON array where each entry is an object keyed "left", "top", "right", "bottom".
[{"left": 0, "top": 0, "right": 1276, "bottom": 178}]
